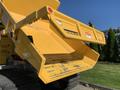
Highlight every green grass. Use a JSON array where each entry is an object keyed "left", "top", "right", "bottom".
[{"left": 80, "top": 63, "right": 120, "bottom": 90}]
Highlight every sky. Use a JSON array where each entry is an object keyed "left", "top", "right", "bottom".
[{"left": 59, "top": 0, "right": 120, "bottom": 31}]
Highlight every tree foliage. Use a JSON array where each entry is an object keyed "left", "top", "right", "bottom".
[
  {"left": 105, "top": 28, "right": 115, "bottom": 62},
  {"left": 113, "top": 35, "right": 120, "bottom": 62}
]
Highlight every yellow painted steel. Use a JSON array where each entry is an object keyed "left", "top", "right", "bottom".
[
  {"left": 15, "top": 20, "right": 100, "bottom": 84},
  {"left": 2, "top": 0, "right": 60, "bottom": 16},
  {"left": 50, "top": 10, "right": 106, "bottom": 45},
  {"left": 0, "top": 0, "right": 106, "bottom": 84}
]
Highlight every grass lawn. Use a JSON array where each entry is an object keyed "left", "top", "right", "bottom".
[{"left": 80, "top": 63, "right": 120, "bottom": 90}]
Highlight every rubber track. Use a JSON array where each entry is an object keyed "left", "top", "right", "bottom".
[{"left": 0, "top": 69, "right": 42, "bottom": 90}]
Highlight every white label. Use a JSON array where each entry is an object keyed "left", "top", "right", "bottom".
[{"left": 56, "top": 19, "right": 62, "bottom": 25}]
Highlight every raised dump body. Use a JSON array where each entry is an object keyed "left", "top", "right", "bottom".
[{"left": 0, "top": 0, "right": 105, "bottom": 84}]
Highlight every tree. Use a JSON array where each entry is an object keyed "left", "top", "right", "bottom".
[
  {"left": 89, "top": 43, "right": 99, "bottom": 52},
  {"left": 105, "top": 28, "right": 115, "bottom": 62},
  {"left": 113, "top": 35, "right": 120, "bottom": 62}
]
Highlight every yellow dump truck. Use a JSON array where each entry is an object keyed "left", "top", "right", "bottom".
[{"left": 0, "top": 0, "right": 106, "bottom": 90}]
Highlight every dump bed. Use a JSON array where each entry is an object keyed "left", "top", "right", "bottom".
[
  {"left": 0, "top": 2, "right": 105, "bottom": 44},
  {"left": 0, "top": 0, "right": 106, "bottom": 84}
]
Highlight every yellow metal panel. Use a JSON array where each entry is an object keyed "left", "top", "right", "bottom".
[
  {"left": 39, "top": 41, "right": 99, "bottom": 84},
  {"left": 50, "top": 10, "right": 106, "bottom": 45},
  {"left": 14, "top": 18, "right": 100, "bottom": 84},
  {"left": 15, "top": 29, "right": 44, "bottom": 71},
  {"left": 21, "top": 20, "right": 75, "bottom": 54},
  {"left": 36, "top": 18, "right": 100, "bottom": 83},
  {"left": 9, "top": 11, "right": 25, "bottom": 23},
  {"left": 15, "top": 19, "right": 75, "bottom": 70},
  {"left": 2, "top": 0, "right": 60, "bottom": 16}
]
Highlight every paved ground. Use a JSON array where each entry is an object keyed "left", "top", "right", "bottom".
[
  {"left": 70, "top": 85, "right": 96, "bottom": 90},
  {"left": 71, "top": 85, "right": 94, "bottom": 90}
]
